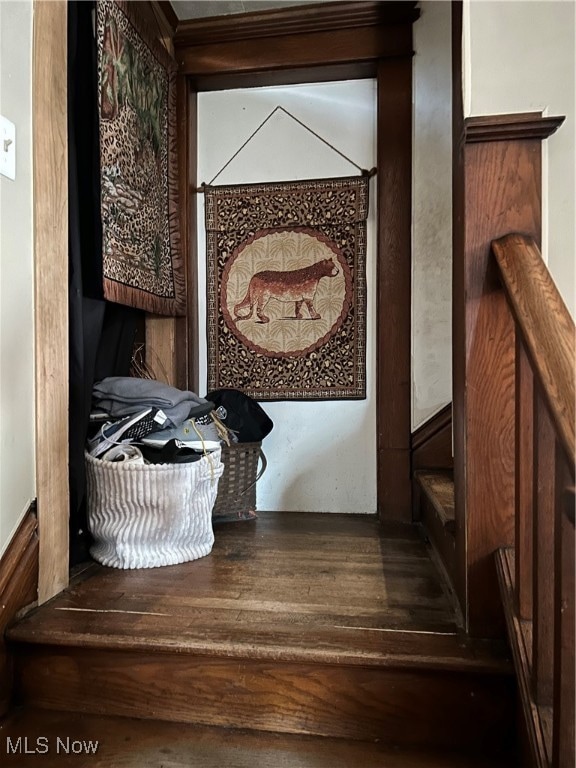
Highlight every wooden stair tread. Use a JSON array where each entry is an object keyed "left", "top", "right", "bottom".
[
  {"left": 414, "top": 471, "right": 455, "bottom": 533},
  {"left": 7, "top": 514, "right": 515, "bottom": 751},
  {"left": 8, "top": 512, "right": 509, "bottom": 675},
  {"left": 0, "top": 709, "right": 515, "bottom": 767},
  {"left": 8, "top": 609, "right": 509, "bottom": 673}
]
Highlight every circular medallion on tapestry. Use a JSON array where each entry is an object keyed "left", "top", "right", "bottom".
[{"left": 221, "top": 228, "right": 352, "bottom": 358}]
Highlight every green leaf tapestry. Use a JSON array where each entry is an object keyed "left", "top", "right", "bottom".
[{"left": 97, "top": 0, "right": 185, "bottom": 315}]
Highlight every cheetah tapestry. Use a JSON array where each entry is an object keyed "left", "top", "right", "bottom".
[
  {"left": 205, "top": 176, "right": 369, "bottom": 400},
  {"left": 96, "top": 0, "right": 185, "bottom": 316}
]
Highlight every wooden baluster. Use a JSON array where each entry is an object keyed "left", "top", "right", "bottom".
[
  {"left": 532, "top": 394, "right": 556, "bottom": 705},
  {"left": 553, "top": 475, "right": 575, "bottom": 768},
  {"left": 515, "top": 337, "right": 534, "bottom": 620}
]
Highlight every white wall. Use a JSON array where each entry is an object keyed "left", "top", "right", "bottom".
[
  {"left": 0, "top": 0, "right": 36, "bottom": 555},
  {"left": 198, "top": 81, "right": 377, "bottom": 513},
  {"left": 464, "top": 0, "right": 576, "bottom": 317},
  {"left": 412, "top": 1, "right": 453, "bottom": 429}
]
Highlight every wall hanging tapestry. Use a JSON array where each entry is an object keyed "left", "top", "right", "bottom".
[
  {"left": 96, "top": 0, "right": 185, "bottom": 316},
  {"left": 205, "top": 176, "right": 369, "bottom": 400}
]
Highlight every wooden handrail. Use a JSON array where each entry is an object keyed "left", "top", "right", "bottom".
[
  {"left": 492, "top": 233, "right": 575, "bottom": 768},
  {"left": 492, "top": 234, "right": 575, "bottom": 467}
]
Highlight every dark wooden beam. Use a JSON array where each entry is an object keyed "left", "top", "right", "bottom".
[
  {"left": 177, "top": 26, "right": 413, "bottom": 79},
  {"left": 376, "top": 56, "right": 413, "bottom": 522},
  {"left": 174, "top": 1, "right": 419, "bottom": 47}
]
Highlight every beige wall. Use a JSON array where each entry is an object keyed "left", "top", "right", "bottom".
[
  {"left": 0, "top": 0, "right": 36, "bottom": 556},
  {"left": 412, "top": 0, "right": 453, "bottom": 429},
  {"left": 198, "top": 82, "right": 378, "bottom": 514},
  {"left": 464, "top": 0, "right": 576, "bottom": 317}
]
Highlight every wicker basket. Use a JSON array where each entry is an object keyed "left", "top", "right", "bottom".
[{"left": 212, "top": 441, "right": 267, "bottom": 522}]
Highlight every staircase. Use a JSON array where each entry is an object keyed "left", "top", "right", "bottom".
[
  {"left": 415, "top": 470, "right": 456, "bottom": 582},
  {"left": 2, "top": 512, "right": 515, "bottom": 766}
]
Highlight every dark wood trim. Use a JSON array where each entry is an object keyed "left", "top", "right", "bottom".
[
  {"left": 492, "top": 234, "right": 575, "bottom": 468},
  {"left": 177, "top": 27, "right": 414, "bottom": 83},
  {"left": 186, "top": 83, "right": 199, "bottom": 393},
  {"left": 411, "top": 404, "right": 453, "bottom": 473},
  {"left": 411, "top": 403, "right": 452, "bottom": 451},
  {"left": 174, "top": 72, "right": 189, "bottom": 391},
  {"left": 178, "top": 10, "right": 415, "bottom": 520},
  {"left": 465, "top": 112, "right": 565, "bottom": 144},
  {"left": 0, "top": 505, "right": 39, "bottom": 717},
  {"left": 155, "top": 0, "right": 178, "bottom": 35},
  {"left": 174, "top": 1, "right": 419, "bottom": 47},
  {"left": 183, "top": 63, "right": 379, "bottom": 94},
  {"left": 451, "top": 0, "right": 466, "bottom": 619},
  {"left": 377, "top": 56, "right": 413, "bottom": 522}
]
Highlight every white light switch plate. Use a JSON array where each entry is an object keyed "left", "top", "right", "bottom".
[{"left": 0, "top": 115, "right": 16, "bottom": 180}]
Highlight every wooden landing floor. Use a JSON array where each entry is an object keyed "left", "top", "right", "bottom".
[
  {"left": 10, "top": 512, "right": 514, "bottom": 673},
  {"left": 0, "top": 709, "right": 513, "bottom": 768}
]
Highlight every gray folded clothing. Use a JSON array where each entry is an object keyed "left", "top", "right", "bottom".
[{"left": 92, "top": 377, "right": 212, "bottom": 427}]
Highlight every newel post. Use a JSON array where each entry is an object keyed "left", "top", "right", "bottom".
[{"left": 452, "top": 113, "right": 563, "bottom": 637}]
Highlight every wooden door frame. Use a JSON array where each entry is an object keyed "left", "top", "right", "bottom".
[
  {"left": 174, "top": 1, "right": 416, "bottom": 522},
  {"left": 33, "top": 0, "right": 69, "bottom": 603},
  {"left": 33, "top": 2, "right": 416, "bottom": 602}
]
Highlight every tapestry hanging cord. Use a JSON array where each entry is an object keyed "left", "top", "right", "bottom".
[{"left": 195, "top": 105, "right": 377, "bottom": 192}]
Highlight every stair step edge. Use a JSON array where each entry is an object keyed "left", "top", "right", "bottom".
[
  {"left": 7, "top": 625, "right": 513, "bottom": 676},
  {"left": 415, "top": 471, "right": 455, "bottom": 532}
]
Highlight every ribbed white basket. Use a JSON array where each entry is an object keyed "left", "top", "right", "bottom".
[{"left": 85, "top": 449, "right": 224, "bottom": 569}]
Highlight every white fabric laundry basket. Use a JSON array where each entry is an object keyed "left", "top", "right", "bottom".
[{"left": 85, "top": 449, "right": 224, "bottom": 569}]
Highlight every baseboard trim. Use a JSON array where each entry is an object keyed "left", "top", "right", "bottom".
[
  {"left": 0, "top": 503, "right": 39, "bottom": 717},
  {"left": 411, "top": 403, "right": 453, "bottom": 471}
]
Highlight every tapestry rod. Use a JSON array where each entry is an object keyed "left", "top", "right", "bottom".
[{"left": 192, "top": 166, "right": 377, "bottom": 194}]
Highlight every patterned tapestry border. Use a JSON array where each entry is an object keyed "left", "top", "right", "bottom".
[
  {"left": 205, "top": 176, "right": 368, "bottom": 400},
  {"left": 97, "top": 0, "right": 185, "bottom": 316}
]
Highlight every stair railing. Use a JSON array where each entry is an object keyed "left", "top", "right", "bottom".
[{"left": 492, "top": 234, "right": 575, "bottom": 768}]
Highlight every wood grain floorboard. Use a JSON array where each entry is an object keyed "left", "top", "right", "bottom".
[
  {"left": 0, "top": 709, "right": 515, "bottom": 767},
  {"left": 7, "top": 513, "right": 514, "bottom": 671}
]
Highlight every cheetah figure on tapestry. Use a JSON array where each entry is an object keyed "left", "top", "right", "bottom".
[{"left": 233, "top": 258, "right": 339, "bottom": 324}]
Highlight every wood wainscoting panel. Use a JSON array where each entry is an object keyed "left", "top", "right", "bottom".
[
  {"left": 455, "top": 119, "right": 545, "bottom": 637},
  {"left": 0, "top": 508, "right": 38, "bottom": 717}
]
